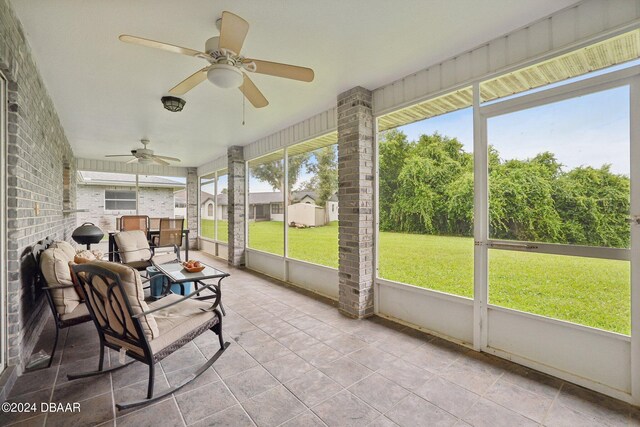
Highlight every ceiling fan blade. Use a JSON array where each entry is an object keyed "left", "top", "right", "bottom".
[
  {"left": 153, "top": 157, "right": 170, "bottom": 166},
  {"left": 239, "top": 73, "right": 269, "bottom": 108},
  {"left": 105, "top": 154, "right": 134, "bottom": 158},
  {"left": 154, "top": 155, "right": 181, "bottom": 162},
  {"left": 169, "top": 67, "right": 209, "bottom": 95},
  {"left": 247, "top": 59, "right": 314, "bottom": 82},
  {"left": 218, "top": 11, "right": 249, "bottom": 55},
  {"left": 119, "top": 35, "right": 204, "bottom": 57},
  {"left": 126, "top": 158, "right": 139, "bottom": 164}
]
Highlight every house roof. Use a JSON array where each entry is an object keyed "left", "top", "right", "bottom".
[
  {"left": 78, "top": 171, "right": 185, "bottom": 189},
  {"left": 248, "top": 192, "right": 284, "bottom": 205}
]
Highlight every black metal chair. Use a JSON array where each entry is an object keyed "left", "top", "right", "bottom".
[
  {"left": 69, "top": 261, "right": 229, "bottom": 410},
  {"left": 32, "top": 237, "right": 92, "bottom": 368},
  {"left": 113, "top": 230, "right": 180, "bottom": 277}
]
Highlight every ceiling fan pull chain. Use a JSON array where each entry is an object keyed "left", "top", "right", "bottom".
[{"left": 242, "top": 80, "right": 246, "bottom": 126}]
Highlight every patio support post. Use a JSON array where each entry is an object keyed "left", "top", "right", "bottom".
[
  {"left": 186, "top": 167, "right": 199, "bottom": 250},
  {"left": 337, "top": 86, "right": 375, "bottom": 318},
  {"left": 228, "top": 146, "right": 246, "bottom": 267}
]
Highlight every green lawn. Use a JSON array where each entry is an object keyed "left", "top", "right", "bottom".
[
  {"left": 203, "top": 220, "right": 631, "bottom": 334},
  {"left": 200, "top": 219, "right": 228, "bottom": 243},
  {"left": 379, "top": 232, "right": 629, "bottom": 335}
]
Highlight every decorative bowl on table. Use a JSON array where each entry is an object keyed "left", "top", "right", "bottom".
[{"left": 182, "top": 262, "right": 205, "bottom": 273}]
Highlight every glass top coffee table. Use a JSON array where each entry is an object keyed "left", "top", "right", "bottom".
[{"left": 153, "top": 260, "right": 229, "bottom": 314}]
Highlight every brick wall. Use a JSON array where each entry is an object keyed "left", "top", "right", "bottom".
[
  {"left": 228, "top": 146, "right": 245, "bottom": 267},
  {"left": 337, "top": 87, "right": 374, "bottom": 318},
  {"left": 0, "top": 1, "right": 77, "bottom": 370},
  {"left": 186, "top": 168, "right": 198, "bottom": 250},
  {"left": 76, "top": 185, "right": 176, "bottom": 232}
]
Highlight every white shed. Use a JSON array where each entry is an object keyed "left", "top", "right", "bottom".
[{"left": 288, "top": 202, "right": 326, "bottom": 227}]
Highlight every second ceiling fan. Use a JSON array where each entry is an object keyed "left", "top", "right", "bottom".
[{"left": 120, "top": 11, "right": 314, "bottom": 108}]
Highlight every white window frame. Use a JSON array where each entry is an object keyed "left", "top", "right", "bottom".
[
  {"left": 198, "top": 170, "right": 230, "bottom": 244},
  {"left": 475, "top": 67, "right": 640, "bottom": 338},
  {"left": 475, "top": 63, "right": 640, "bottom": 405},
  {"left": 478, "top": 65, "right": 639, "bottom": 262},
  {"left": 104, "top": 189, "right": 137, "bottom": 212},
  {"left": 215, "top": 171, "right": 229, "bottom": 243},
  {"left": 198, "top": 172, "right": 216, "bottom": 241}
]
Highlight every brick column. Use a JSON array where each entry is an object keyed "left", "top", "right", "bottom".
[
  {"left": 338, "top": 86, "right": 375, "bottom": 318},
  {"left": 186, "top": 167, "right": 198, "bottom": 250},
  {"left": 228, "top": 146, "right": 246, "bottom": 267}
]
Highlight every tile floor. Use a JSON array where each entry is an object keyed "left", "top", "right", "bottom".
[{"left": 1, "top": 251, "right": 638, "bottom": 426}]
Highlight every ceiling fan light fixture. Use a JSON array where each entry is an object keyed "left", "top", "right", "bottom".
[
  {"left": 161, "top": 96, "right": 186, "bottom": 112},
  {"left": 138, "top": 157, "right": 153, "bottom": 165},
  {"left": 207, "top": 64, "right": 243, "bottom": 89}
]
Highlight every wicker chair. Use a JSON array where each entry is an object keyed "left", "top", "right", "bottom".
[{"left": 69, "top": 261, "right": 229, "bottom": 410}]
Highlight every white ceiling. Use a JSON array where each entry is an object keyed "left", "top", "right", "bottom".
[{"left": 10, "top": 0, "right": 579, "bottom": 167}]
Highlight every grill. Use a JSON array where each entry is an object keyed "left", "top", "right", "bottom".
[{"left": 72, "top": 222, "right": 104, "bottom": 249}]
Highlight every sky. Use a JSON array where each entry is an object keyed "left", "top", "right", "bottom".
[
  {"left": 210, "top": 62, "right": 635, "bottom": 194},
  {"left": 398, "top": 85, "right": 630, "bottom": 176},
  {"left": 201, "top": 174, "right": 227, "bottom": 195},
  {"left": 247, "top": 153, "right": 324, "bottom": 194}
]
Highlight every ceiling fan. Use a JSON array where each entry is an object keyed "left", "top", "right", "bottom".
[
  {"left": 119, "top": 11, "right": 315, "bottom": 108},
  {"left": 105, "top": 139, "right": 181, "bottom": 166}
]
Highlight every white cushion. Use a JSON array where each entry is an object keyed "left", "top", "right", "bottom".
[
  {"left": 86, "top": 260, "right": 159, "bottom": 341},
  {"left": 40, "top": 248, "right": 81, "bottom": 314},
  {"left": 147, "top": 294, "right": 218, "bottom": 354},
  {"left": 60, "top": 302, "right": 90, "bottom": 321},
  {"left": 114, "top": 230, "right": 151, "bottom": 263},
  {"left": 50, "top": 241, "right": 76, "bottom": 261}
]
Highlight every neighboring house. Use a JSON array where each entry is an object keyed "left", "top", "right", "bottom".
[
  {"left": 76, "top": 171, "right": 185, "bottom": 232},
  {"left": 249, "top": 192, "right": 285, "bottom": 222},
  {"left": 199, "top": 191, "right": 228, "bottom": 220},
  {"left": 173, "top": 190, "right": 187, "bottom": 219},
  {"left": 187, "top": 189, "right": 338, "bottom": 225}
]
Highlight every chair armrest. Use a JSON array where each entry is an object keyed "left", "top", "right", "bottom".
[
  {"left": 42, "top": 283, "right": 76, "bottom": 290},
  {"left": 132, "top": 282, "right": 220, "bottom": 318}
]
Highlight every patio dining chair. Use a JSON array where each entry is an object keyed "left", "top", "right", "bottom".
[
  {"left": 151, "top": 218, "right": 185, "bottom": 259},
  {"left": 119, "top": 215, "right": 150, "bottom": 235},
  {"left": 69, "top": 261, "right": 229, "bottom": 410},
  {"left": 149, "top": 217, "right": 161, "bottom": 232}
]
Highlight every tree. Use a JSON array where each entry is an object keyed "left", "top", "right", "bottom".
[
  {"left": 250, "top": 153, "right": 310, "bottom": 203},
  {"left": 383, "top": 132, "right": 472, "bottom": 234},
  {"left": 553, "top": 165, "right": 629, "bottom": 247},
  {"left": 489, "top": 157, "right": 563, "bottom": 242},
  {"left": 304, "top": 146, "right": 337, "bottom": 207},
  {"left": 378, "top": 130, "right": 412, "bottom": 231}
]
